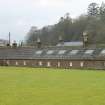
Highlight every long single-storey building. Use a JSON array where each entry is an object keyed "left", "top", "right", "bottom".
[{"left": 0, "top": 47, "right": 105, "bottom": 69}]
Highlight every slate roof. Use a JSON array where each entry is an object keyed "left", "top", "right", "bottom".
[
  {"left": 57, "top": 42, "right": 83, "bottom": 47},
  {"left": 0, "top": 47, "right": 104, "bottom": 60}
]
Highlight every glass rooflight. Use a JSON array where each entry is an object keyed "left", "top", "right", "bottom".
[
  {"left": 58, "top": 50, "right": 66, "bottom": 55},
  {"left": 100, "top": 50, "right": 105, "bottom": 54},
  {"left": 69, "top": 50, "right": 79, "bottom": 55},
  {"left": 85, "top": 50, "right": 94, "bottom": 54},
  {"left": 47, "top": 50, "right": 54, "bottom": 55},
  {"left": 35, "top": 50, "right": 43, "bottom": 55}
]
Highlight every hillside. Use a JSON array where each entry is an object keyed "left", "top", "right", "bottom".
[{"left": 26, "top": 2, "right": 105, "bottom": 47}]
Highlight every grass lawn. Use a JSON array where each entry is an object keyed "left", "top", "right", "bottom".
[{"left": 0, "top": 67, "right": 105, "bottom": 105}]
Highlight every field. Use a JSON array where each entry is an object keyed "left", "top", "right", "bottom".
[{"left": 0, "top": 67, "right": 105, "bottom": 105}]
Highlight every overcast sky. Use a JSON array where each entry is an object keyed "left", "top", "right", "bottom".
[{"left": 0, "top": 0, "right": 104, "bottom": 42}]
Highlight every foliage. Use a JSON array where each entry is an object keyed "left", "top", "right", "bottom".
[
  {"left": 87, "top": 2, "right": 99, "bottom": 17},
  {"left": 26, "top": 2, "right": 105, "bottom": 46},
  {"left": 100, "top": 2, "right": 105, "bottom": 22}
]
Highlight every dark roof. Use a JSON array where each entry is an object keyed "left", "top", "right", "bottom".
[
  {"left": 56, "top": 42, "right": 83, "bottom": 47},
  {"left": 0, "top": 47, "right": 105, "bottom": 60}
]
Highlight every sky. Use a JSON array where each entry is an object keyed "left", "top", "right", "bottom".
[{"left": 0, "top": 0, "right": 104, "bottom": 42}]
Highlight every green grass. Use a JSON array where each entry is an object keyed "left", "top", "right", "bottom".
[{"left": 0, "top": 67, "right": 105, "bottom": 105}]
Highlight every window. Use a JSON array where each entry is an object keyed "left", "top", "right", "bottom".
[
  {"left": 69, "top": 50, "right": 79, "bottom": 55},
  {"left": 7, "top": 61, "right": 10, "bottom": 65},
  {"left": 47, "top": 50, "right": 54, "bottom": 55},
  {"left": 15, "top": 61, "right": 18, "bottom": 66},
  {"left": 58, "top": 50, "right": 66, "bottom": 55},
  {"left": 70, "top": 62, "right": 72, "bottom": 67},
  {"left": 58, "top": 62, "right": 60, "bottom": 67},
  {"left": 80, "top": 62, "right": 84, "bottom": 67},
  {"left": 35, "top": 50, "right": 43, "bottom": 55},
  {"left": 85, "top": 50, "right": 94, "bottom": 54},
  {"left": 47, "top": 62, "right": 51, "bottom": 67},
  {"left": 23, "top": 61, "right": 26, "bottom": 66},
  {"left": 39, "top": 61, "right": 42, "bottom": 66}
]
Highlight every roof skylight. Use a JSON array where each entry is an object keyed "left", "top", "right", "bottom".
[
  {"left": 100, "top": 50, "right": 105, "bottom": 54},
  {"left": 69, "top": 50, "right": 79, "bottom": 55},
  {"left": 85, "top": 50, "right": 94, "bottom": 54},
  {"left": 58, "top": 50, "right": 66, "bottom": 55},
  {"left": 46, "top": 50, "right": 54, "bottom": 55},
  {"left": 35, "top": 50, "right": 43, "bottom": 55}
]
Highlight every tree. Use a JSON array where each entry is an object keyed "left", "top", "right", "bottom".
[
  {"left": 88, "top": 2, "right": 99, "bottom": 17},
  {"left": 26, "top": 4, "right": 105, "bottom": 47},
  {"left": 100, "top": 2, "right": 105, "bottom": 22},
  {"left": 26, "top": 26, "right": 39, "bottom": 46},
  {"left": 56, "top": 13, "right": 73, "bottom": 41}
]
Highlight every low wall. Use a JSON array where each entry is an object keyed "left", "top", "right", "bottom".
[{"left": 0, "top": 59, "right": 105, "bottom": 70}]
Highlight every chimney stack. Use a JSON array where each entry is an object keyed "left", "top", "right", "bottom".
[
  {"left": 9, "top": 32, "right": 11, "bottom": 45},
  {"left": 36, "top": 37, "right": 41, "bottom": 48},
  {"left": 7, "top": 32, "right": 11, "bottom": 47}
]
